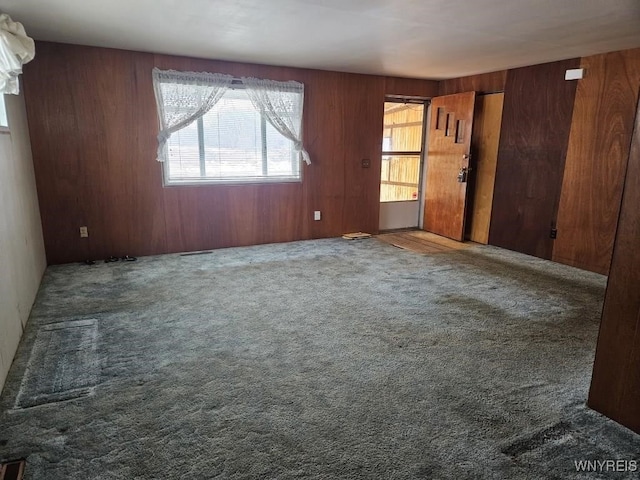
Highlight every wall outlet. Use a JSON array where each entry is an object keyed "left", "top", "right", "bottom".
[
  {"left": 314, "top": 211, "right": 321, "bottom": 221},
  {"left": 80, "top": 226, "right": 89, "bottom": 238}
]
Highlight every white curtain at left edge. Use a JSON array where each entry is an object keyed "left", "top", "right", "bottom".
[
  {"left": 0, "top": 13, "right": 35, "bottom": 94},
  {"left": 152, "top": 68, "right": 234, "bottom": 162}
]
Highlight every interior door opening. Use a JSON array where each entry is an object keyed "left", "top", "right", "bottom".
[{"left": 378, "top": 97, "right": 429, "bottom": 231}]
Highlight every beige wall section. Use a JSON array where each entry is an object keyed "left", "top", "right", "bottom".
[
  {"left": 0, "top": 87, "right": 47, "bottom": 394},
  {"left": 379, "top": 201, "right": 420, "bottom": 230}
]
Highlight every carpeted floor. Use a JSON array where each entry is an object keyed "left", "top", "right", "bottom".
[{"left": 0, "top": 238, "right": 638, "bottom": 479}]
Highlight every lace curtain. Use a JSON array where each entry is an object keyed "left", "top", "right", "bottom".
[
  {"left": 152, "top": 68, "right": 311, "bottom": 165},
  {"left": 152, "top": 68, "right": 234, "bottom": 162},
  {"left": 0, "top": 14, "right": 35, "bottom": 94},
  {"left": 242, "top": 77, "right": 311, "bottom": 165}
]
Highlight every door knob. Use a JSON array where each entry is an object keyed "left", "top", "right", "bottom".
[{"left": 457, "top": 167, "right": 469, "bottom": 183}]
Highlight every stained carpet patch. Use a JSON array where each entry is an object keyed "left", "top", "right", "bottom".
[
  {"left": 14, "top": 319, "right": 98, "bottom": 409},
  {"left": 502, "top": 421, "right": 573, "bottom": 457}
]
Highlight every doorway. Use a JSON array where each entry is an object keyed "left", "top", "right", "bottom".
[{"left": 378, "top": 98, "right": 429, "bottom": 231}]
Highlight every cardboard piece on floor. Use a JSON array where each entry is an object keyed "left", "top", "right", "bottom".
[{"left": 342, "top": 232, "right": 372, "bottom": 240}]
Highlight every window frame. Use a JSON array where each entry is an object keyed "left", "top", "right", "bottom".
[
  {"left": 161, "top": 83, "right": 303, "bottom": 187},
  {"left": 380, "top": 98, "right": 428, "bottom": 203},
  {"left": 0, "top": 94, "right": 10, "bottom": 134}
]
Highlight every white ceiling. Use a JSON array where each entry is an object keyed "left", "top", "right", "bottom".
[{"left": 2, "top": 0, "right": 640, "bottom": 79}]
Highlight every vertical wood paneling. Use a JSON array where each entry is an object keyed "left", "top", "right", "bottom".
[
  {"left": 588, "top": 95, "right": 640, "bottom": 434},
  {"left": 438, "top": 70, "right": 507, "bottom": 96},
  {"left": 553, "top": 49, "right": 640, "bottom": 274},
  {"left": 303, "top": 71, "right": 346, "bottom": 239},
  {"left": 23, "top": 43, "right": 166, "bottom": 264},
  {"left": 24, "top": 42, "right": 432, "bottom": 264},
  {"left": 489, "top": 58, "right": 580, "bottom": 259},
  {"left": 468, "top": 93, "right": 504, "bottom": 244},
  {"left": 342, "top": 74, "right": 385, "bottom": 234},
  {"left": 384, "top": 76, "right": 438, "bottom": 98}
]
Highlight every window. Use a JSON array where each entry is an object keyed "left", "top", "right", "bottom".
[
  {"left": 152, "top": 68, "right": 309, "bottom": 186},
  {"left": 380, "top": 101, "right": 426, "bottom": 202},
  {"left": 0, "top": 94, "right": 8, "bottom": 129},
  {"left": 166, "top": 87, "right": 299, "bottom": 184}
]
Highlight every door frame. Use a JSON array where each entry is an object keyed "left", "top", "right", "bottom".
[
  {"left": 379, "top": 95, "right": 431, "bottom": 231},
  {"left": 418, "top": 102, "right": 432, "bottom": 230}
]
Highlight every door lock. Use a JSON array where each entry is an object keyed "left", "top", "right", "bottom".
[{"left": 457, "top": 167, "right": 469, "bottom": 183}]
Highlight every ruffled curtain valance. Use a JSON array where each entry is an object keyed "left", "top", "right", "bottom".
[{"left": 0, "top": 13, "right": 35, "bottom": 94}]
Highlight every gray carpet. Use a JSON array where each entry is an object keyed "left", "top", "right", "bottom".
[
  {"left": 0, "top": 238, "right": 638, "bottom": 479},
  {"left": 15, "top": 319, "right": 98, "bottom": 409}
]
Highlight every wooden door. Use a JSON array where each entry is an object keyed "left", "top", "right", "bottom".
[{"left": 423, "top": 92, "right": 476, "bottom": 240}]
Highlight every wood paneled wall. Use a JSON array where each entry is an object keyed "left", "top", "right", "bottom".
[
  {"left": 24, "top": 42, "right": 438, "bottom": 264},
  {"left": 553, "top": 49, "right": 640, "bottom": 274},
  {"left": 23, "top": 41, "right": 640, "bottom": 276},
  {"left": 488, "top": 58, "right": 580, "bottom": 259},
  {"left": 441, "top": 50, "right": 640, "bottom": 274},
  {"left": 438, "top": 70, "right": 506, "bottom": 96},
  {"left": 25, "top": 46, "right": 166, "bottom": 264},
  {"left": 588, "top": 95, "right": 640, "bottom": 434}
]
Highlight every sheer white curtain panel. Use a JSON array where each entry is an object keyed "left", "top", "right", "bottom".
[
  {"left": 241, "top": 77, "right": 311, "bottom": 165},
  {"left": 152, "top": 68, "right": 234, "bottom": 162}
]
